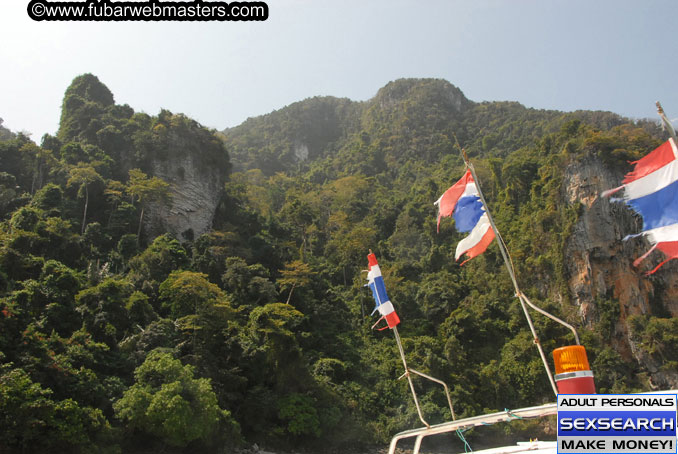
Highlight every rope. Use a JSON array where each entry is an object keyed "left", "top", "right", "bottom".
[
  {"left": 456, "top": 428, "right": 473, "bottom": 453},
  {"left": 453, "top": 408, "right": 525, "bottom": 453},
  {"left": 370, "top": 315, "right": 389, "bottom": 331},
  {"left": 505, "top": 408, "right": 523, "bottom": 420}
]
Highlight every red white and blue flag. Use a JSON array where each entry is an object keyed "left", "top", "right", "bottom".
[
  {"left": 366, "top": 252, "right": 400, "bottom": 329},
  {"left": 603, "top": 138, "right": 678, "bottom": 274},
  {"left": 435, "top": 169, "right": 495, "bottom": 265}
]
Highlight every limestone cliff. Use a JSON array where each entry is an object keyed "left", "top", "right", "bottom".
[
  {"left": 55, "top": 75, "right": 230, "bottom": 242},
  {"left": 144, "top": 153, "right": 225, "bottom": 241},
  {"left": 563, "top": 156, "right": 678, "bottom": 388},
  {"left": 142, "top": 118, "right": 229, "bottom": 241}
]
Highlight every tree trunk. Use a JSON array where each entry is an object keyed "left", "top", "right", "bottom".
[
  {"left": 285, "top": 283, "right": 297, "bottom": 305},
  {"left": 31, "top": 165, "right": 37, "bottom": 195},
  {"left": 137, "top": 206, "right": 144, "bottom": 245},
  {"left": 81, "top": 185, "right": 89, "bottom": 234},
  {"left": 106, "top": 202, "right": 116, "bottom": 228},
  {"left": 37, "top": 159, "right": 43, "bottom": 192}
]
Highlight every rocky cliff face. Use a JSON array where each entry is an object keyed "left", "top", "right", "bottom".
[
  {"left": 54, "top": 75, "right": 230, "bottom": 243},
  {"left": 144, "top": 154, "right": 225, "bottom": 241},
  {"left": 142, "top": 125, "right": 229, "bottom": 241},
  {"left": 563, "top": 156, "right": 678, "bottom": 388}
]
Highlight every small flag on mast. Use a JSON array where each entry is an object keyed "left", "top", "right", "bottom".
[
  {"left": 603, "top": 138, "right": 678, "bottom": 274},
  {"left": 435, "top": 169, "right": 495, "bottom": 265},
  {"left": 366, "top": 252, "right": 400, "bottom": 329}
]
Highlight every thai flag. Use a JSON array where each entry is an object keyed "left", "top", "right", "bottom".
[
  {"left": 366, "top": 252, "right": 400, "bottom": 329},
  {"left": 603, "top": 138, "right": 678, "bottom": 274},
  {"left": 435, "top": 169, "right": 495, "bottom": 265}
]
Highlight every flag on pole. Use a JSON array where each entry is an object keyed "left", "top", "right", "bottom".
[
  {"left": 435, "top": 168, "right": 495, "bottom": 265},
  {"left": 366, "top": 252, "right": 400, "bottom": 329},
  {"left": 602, "top": 138, "right": 678, "bottom": 274}
]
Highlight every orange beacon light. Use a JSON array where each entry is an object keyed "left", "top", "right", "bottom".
[{"left": 552, "top": 345, "right": 596, "bottom": 394}]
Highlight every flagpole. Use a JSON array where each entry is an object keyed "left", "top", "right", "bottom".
[
  {"left": 367, "top": 249, "right": 455, "bottom": 428},
  {"left": 366, "top": 251, "right": 430, "bottom": 427},
  {"left": 366, "top": 251, "right": 456, "bottom": 428},
  {"left": 453, "top": 138, "right": 559, "bottom": 396},
  {"left": 656, "top": 102, "right": 677, "bottom": 142},
  {"left": 393, "top": 326, "right": 430, "bottom": 428}
]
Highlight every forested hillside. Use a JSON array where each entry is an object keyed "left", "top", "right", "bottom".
[{"left": 1, "top": 75, "right": 677, "bottom": 454}]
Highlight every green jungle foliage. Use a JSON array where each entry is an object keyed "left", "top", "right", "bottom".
[{"left": 0, "top": 75, "right": 672, "bottom": 453}]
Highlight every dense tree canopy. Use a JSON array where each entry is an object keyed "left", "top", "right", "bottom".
[{"left": 0, "top": 75, "right": 674, "bottom": 453}]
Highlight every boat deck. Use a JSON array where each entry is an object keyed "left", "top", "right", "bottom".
[
  {"left": 389, "top": 389, "right": 678, "bottom": 454},
  {"left": 469, "top": 441, "right": 557, "bottom": 454},
  {"left": 388, "top": 403, "right": 557, "bottom": 454}
]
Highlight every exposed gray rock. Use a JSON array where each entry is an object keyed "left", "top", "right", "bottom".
[
  {"left": 144, "top": 150, "right": 226, "bottom": 241},
  {"left": 562, "top": 155, "right": 678, "bottom": 388},
  {"left": 294, "top": 143, "right": 309, "bottom": 162}
]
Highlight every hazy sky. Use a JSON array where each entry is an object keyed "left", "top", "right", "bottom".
[{"left": 1, "top": 0, "right": 677, "bottom": 140}]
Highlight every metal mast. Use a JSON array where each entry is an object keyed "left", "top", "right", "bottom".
[{"left": 453, "top": 137, "right": 581, "bottom": 396}]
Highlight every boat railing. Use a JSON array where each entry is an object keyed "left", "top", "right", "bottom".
[
  {"left": 388, "top": 402, "right": 558, "bottom": 454},
  {"left": 389, "top": 389, "right": 678, "bottom": 454}
]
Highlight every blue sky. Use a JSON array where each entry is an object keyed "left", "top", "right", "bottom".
[{"left": 1, "top": 0, "right": 677, "bottom": 140}]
